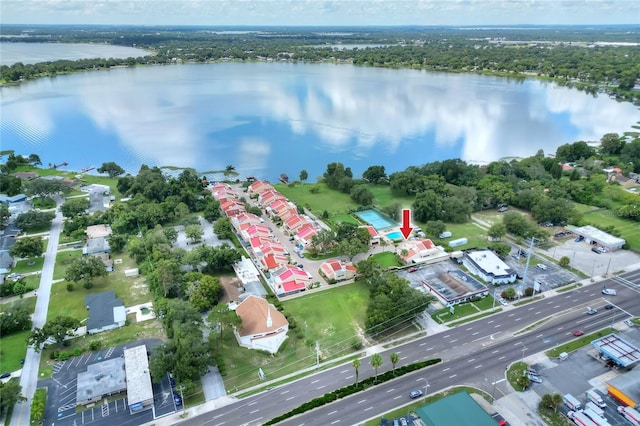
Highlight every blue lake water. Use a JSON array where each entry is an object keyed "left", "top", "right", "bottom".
[
  {"left": 0, "top": 42, "right": 150, "bottom": 66},
  {"left": 1, "top": 61, "right": 638, "bottom": 181}
]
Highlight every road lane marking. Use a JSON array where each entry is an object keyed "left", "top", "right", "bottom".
[
  {"left": 492, "top": 350, "right": 500, "bottom": 354},
  {"left": 311, "top": 379, "right": 319, "bottom": 384},
  {"left": 442, "top": 368, "right": 450, "bottom": 372},
  {"left": 328, "top": 411, "right": 337, "bottom": 415},
  {"left": 400, "top": 356, "right": 407, "bottom": 360},
  {"left": 394, "top": 395, "right": 402, "bottom": 400},
  {"left": 472, "top": 332, "right": 479, "bottom": 335},
  {"left": 387, "top": 389, "right": 395, "bottom": 393},
  {"left": 466, "top": 327, "right": 473, "bottom": 331},
  {"left": 286, "top": 396, "right": 295, "bottom": 401},
  {"left": 250, "top": 410, "right": 259, "bottom": 414},
  {"left": 419, "top": 343, "right": 427, "bottom": 347},
  {"left": 248, "top": 401, "right": 257, "bottom": 406},
  {"left": 515, "top": 318, "right": 522, "bottom": 321},
  {"left": 508, "top": 313, "right": 515, "bottom": 317},
  {"left": 475, "top": 365, "right": 483, "bottom": 369},
  {"left": 331, "top": 421, "right": 340, "bottom": 425},
  {"left": 488, "top": 320, "right": 494, "bottom": 324},
  {"left": 449, "top": 374, "right": 457, "bottom": 378},
  {"left": 450, "top": 339, "right": 458, "bottom": 343},
  {"left": 358, "top": 400, "right": 367, "bottom": 404},
  {"left": 280, "top": 390, "right": 289, "bottom": 395},
  {"left": 317, "top": 385, "right": 326, "bottom": 389},
  {"left": 365, "top": 407, "right": 373, "bottom": 411},
  {"left": 498, "top": 356, "right": 506, "bottom": 360},
  {"left": 340, "top": 369, "right": 349, "bottom": 373},
  {"left": 528, "top": 307, "right": 534, "bottom": 310},
  {"left": 467, "top": 358, "right": 475, "bottom": 363}
]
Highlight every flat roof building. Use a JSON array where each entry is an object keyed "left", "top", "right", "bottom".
[
  {"left": 607, "top": 368, "right": 640, "bottom": 408},
  {"left": 124, "top": 345, "right": 154, "bottom": 413},
  {"left": 591, "top": 333, "right": 640, "bottom": 368},
  {"left": 421, "top": 269, "right": 489, "bottom": 307},
  {"left": 462, "top": 250, "right": 516, "bottom": 284},
  {"left": 76, "top": 358, "right": 126, "bottom": 406},
  {"left": 415, "top": 391, "right": 498, "bottom": 426},
  {"left": 569, "top": 225, "right": 626, "bottom": 251}
]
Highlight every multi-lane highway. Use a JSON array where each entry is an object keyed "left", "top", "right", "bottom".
[{"left": 180, "top": 269, "right": 640, "bottom": 426}]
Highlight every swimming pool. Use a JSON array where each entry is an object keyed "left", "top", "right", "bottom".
[
  {"left": 355, "top": 209, "right": 397, "bottom": 230},
  {"left": 386, "top": 231, "right": 403, "bottom": 240}
]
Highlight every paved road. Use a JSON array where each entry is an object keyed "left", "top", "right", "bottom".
[
  {"left": 172, "top": 270, "right": 640, "bottom": 426},
  {"left": 10, "top": 197, "right": 64, "bottom": 426}
]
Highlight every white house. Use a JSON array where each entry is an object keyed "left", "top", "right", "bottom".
[
  {"left": 234, "top": 295, "right": 288, "bottom": 354},
  {"left": 462, "top": 250, "right": 516, "bottom": 284}
]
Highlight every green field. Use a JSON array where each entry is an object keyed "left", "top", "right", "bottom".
[
  {"left": 438, "top": 222, "right": 488, "bottom": 250},
  {"left": 276, "top": 182, "right": 359, "bottom": 215},
  {"left": 329, "top": 213, "right": 361, "bottom": 226},
  {"left": 12, "top": 257, "right": 45, "bottom": 274},
  {"left": 0, "top": 330, "right": 31, "bottom": 372},
  {"left": 364, "top": 184, "right": 413, "bottom": 209},
  {"left": 53, "top": 249, "right": 83, "bottom": 280},
  {"left": 370, "top": 251, "right": 401, "bottom": 268},
  {"left": 219, "top": 282, "right": 370, "bottom": 392},
  {"left": 48, "top": 253, "right": 151, "bottom": 321}
]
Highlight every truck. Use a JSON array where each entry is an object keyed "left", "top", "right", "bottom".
[
  {"left": 568, "top": 410, "right": 598, "bottom": 426},
  {"left": 565, "top": 394, "right": 583, "bottom": 411},
  {"left": 583, "top": 407, "right": 610, "bottom": 426},
  {"left": 585, "top": 402, "right": 605, "bottom": 418},
  {"left": 587, "top": 390, "right": 607, "bottom": 408},
  {"left": 618, "top": 406, "right": 640, "bottom": 426}
]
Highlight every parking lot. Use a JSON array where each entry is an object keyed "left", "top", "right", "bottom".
[
  {"left": 526, "top": 327, "right": 640, "bottom": 426},
  {"left": 38, "top": 339, "right": 181, "bottom": 426},
  {"left": 504, "top": 246, "right": 579, "bottom": 292}
]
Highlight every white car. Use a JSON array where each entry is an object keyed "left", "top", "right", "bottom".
[
  {"left": 528, "top": 374, "right": 542, "bottom": 383},
  {"left": 536, "top": 264, "right": 547, "bottom": 270},
  {"left": 624, "top": 319, "right": 635, "bottom": 327},
  {"left": 602, "top": 288, "right": 617, "bottom": 296},
  {"left": 498, "top": 298, "right": 508, "bottom": 306}
]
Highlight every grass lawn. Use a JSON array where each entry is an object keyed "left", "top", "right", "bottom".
[
  {"left": 371, "top": 251, "right": 401, "bottom": 268},
  {"left": 76, "top": 175, "right": 122, "bottom": 198},
  {"left": 48, "top": 253, "right": 151, "bottom": 321},
  {"left": 53, "top": 250, "right": 83, "bottom": 280},
  {"left": 436, "top": 222, "right": 488, "bottom": 250},
  {"left": 363, "top": 184, "right": 413, "bottom": 210},
  {"left": 432, "top": 303, "right": 481, "bottom": 324},
  {"left": 276, "top": 182, "right": 358, "bottom": 216},
  {"left": 0, "top": 330, "right": 31, "bottom": 371},
  {"left": 12, "top": 257, "right": 45, "bottom": 274},
  {"left": 581, "top": 210, "right": 640, "bottom": 251},
  {"left": 218, "top": 282, "right": 370, "bottom": 392},
  {"left": 546, "top": 328, "right": 612, "bottom": 359},
  {"left": 329, "top": 213, "right": 361, "bottom": 226},
  {"left": 0, "top": 297, "right": 36, "bottom": 314},
  {"left": 507, "top": 361, "right": 528, "bottom": 391}
]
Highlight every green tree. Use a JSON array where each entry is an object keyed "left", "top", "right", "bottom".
[
  {"left": 207, "top": 304, "right": 242, "bottom": 350},
  {"left": 390, "top": 352, "right": 399, "bottom": 375},
  {"left": 213, "top": 217, "right": 234, "bottom": 239},
  {"left": 187, "top": 274, "right": 224, "bottom": 311},
  {"left": 164, "top": 226, "right": 179, "bottom": 244},
  {"left": 0, "top": 175, "right": 22, "bottom": 196},
  {"left": 370, "top": 353, "right": 383, "bottom": 382},
  {"left": 489, "top": 241, "right": 511, "bottom": 258},
  {"left": 0, "top": 380, "right": 25, "bottom": 416},
  {"left": 412, "top": 190, "right": 443, "bottom": 222},
  {"left": 441, "top": 196, "right": 472, "bottom": 223},
  {"left": 0, "top": 204, "right": 9, "bottom": 229},
  {"left": 97, "top": 161, "right": 125, "bottom": 177},
  {"left": 0, "top": 299, "right": 32, "bottom": 335},
  {"left": 352, "top": 358, "right": 361, "bottom": 384},
  {"left": 488, "top": 222, "right": 507, "bottom": 240},
  {"left": 15, "top": 210, "right": 55, "bottom": 231},
  {"left": 64, "top": 256, "right": 107, "bottom": 289},
  {"left": 362, "top": 165, "right": 387, "bottom": 184},
  {"left": 186, "top": 224, "right": 203, "bottom": 244},
  {"left": 501, "top": 287, "right": 517, "bottom": 300},
  {"left": 26, "top": 178, "right": 69, "bottom": 201},
  {"left": 28, "top": 315, "right": 81, "bottom": 349},
  {"left": 350, "top": 185, "right": 374, "bottom": 205},
  {"left": 9, "top": 236, "right": 44, "bottom": 259},
  {"left": 336, "top": 238, "right": 369, "bottom": 261},
  {"left": 299, "top": 169, "right": 308, "bottom": 183},
  {"left": 559, "top": 256, "right": 570, "bottom": 268},
  {"left": 61, "top": 197, "right": 90, "bottom": 218}
]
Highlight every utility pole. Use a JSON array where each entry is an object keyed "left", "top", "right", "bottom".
[
  {"left": 519, "top": 238, "right": 536, "bottom": 301},
  {"left": 605, "top": 258, "right": 612, "bottom": 278},
  {"left": 177, "top": 385, "right": 186, "bottom": 415},
  {"left": 315, "top": 341, "right": 320, "bottom": 369}
]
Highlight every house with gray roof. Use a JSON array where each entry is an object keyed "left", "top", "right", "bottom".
[
  {"left": 85, "top": 291, "right": 126, "bottom": 335},
  {"left": 82, "top": 237, "right": 110, "bottom": 256}
]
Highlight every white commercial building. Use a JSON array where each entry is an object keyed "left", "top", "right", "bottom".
[
  {"left": 570, "top": 225, "right": 626, "bottom": 251},
  {"left": 462, "top": 249, "right": 516, "bottom": 284},
  {"left": 124, "top": 345, "right": 154, "bottom": 413}
]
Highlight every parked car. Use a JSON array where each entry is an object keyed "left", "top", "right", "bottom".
[
  {"left": 409, "top": 389, "right": 423, "bottom": 399},
  {"left": 528, "top": 374, "right": 542, "bottom": 383},
  {"left": 498, "top": 206, "right": 508, "bottom": 212},
  {"left": 408, "top": 267, "right": 418, "bottom": 273},
  {"left": 0, "top": 372, "right": 11, "bottom": 379},
  {"left": 536, "top": 264, "right": 547, "bottom": 271},
  {"left": 400, "top": 418, "right": 408, "bottom": 426},
  {"left": 592, "top": 246, "right": 605, "bottom": 254},
  {"left": 575, "top": 236, "right": 584, "bottom": 242},
  {"left": 573, "top": 330, "right": 584, "bottom": 336},
  {"left": 498, "top": 298, "right": 508, "bottom": 306},
  {"left": 624, "top": 319, "right": 635, "bottom": 327},
  {"left": 173, "top": 392, "right": 182, "bottom": 406}
]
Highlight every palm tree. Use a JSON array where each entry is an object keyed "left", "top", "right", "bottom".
[
  {"left": 370, "top": 353, "right": 383, "bottom": 382},
  {"left": 390, "top": 352, "right": 399, "bottom": 375},
  {"left": 352, "top": 358, "right": 361, "bottom": 384},
  {"left": 224, "top": 165, "right": 236, "bottom": 176},
  {"left": 551, "top": 393, "right": 563, "bottom": 413}
]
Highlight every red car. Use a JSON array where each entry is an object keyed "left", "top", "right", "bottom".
[
  {"left": 408, "top": 267, "right": 418, "bottom": 272},
  {"left": 573, "top": 330, "right": 584, "bottom": 337}
]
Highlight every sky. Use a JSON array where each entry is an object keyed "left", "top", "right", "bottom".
[{"left": 1, "top": 0, "right": 639, "bottom": 26}]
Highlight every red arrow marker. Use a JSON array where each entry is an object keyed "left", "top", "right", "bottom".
[{"left": 399, "top": 209, "right": 413, "bottom": 240}]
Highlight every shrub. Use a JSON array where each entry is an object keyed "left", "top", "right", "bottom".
[
  {"left": 58, "top": 352, "right": 70, "bottom": 361},
  {"left": 89, "top": 341, "right": 102, "bottom": 351},
  {"left": 73, "top": 347, "right": 83, "bottom": 356},
  {"left": 351, "top": 340, "right": 363, "bottom": 351},
  {"left": 66, "top": 282, "right": 75, "bottom": 291}
]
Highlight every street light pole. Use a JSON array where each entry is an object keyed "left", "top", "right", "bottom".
[
  {"left": 418, "top": 377, "right": 429, "bottom": 404},
  {"left": 518, "top": 238, "right": 536, "bottom": 301}
]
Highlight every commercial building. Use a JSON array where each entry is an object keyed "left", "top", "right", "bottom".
[
  {"left": 569, "top": 225, "right": 626, "bottom": 251},
  {"left": 421, "top": 269, "right": 489, "bottom": 307},
  {"left": 591, "top": 333, "right": 640, "bottom": 368},
  {"left": 124, "top": 345, "right": 154, "bottom": 413},
  {"left": 76, "top": 358, "right": 126, "bottom": 406},
  {"left": 607, "top": 368, "right": 640, "bottom": 408},
  {"left": 462, "top": 250, "right": 516, "bottom": 284}
]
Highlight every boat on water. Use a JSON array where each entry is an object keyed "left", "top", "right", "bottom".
[
  {"left": 279, "top": 173, "right": 289, "bottom": 184},
  {"left": 81, "top": 166, "right": 95, "bottom": 173}
]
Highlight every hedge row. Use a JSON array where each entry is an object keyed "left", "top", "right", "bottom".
[{"left": 265, "top": 358, "right": 442, "bottom": 425}]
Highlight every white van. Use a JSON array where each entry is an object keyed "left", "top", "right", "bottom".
[
  {"left": 585, "top": 402, "right": 605, "bottom": 418},
  {"left": 563, "top": 393, "right": 582, "bottom": 411},
  {"left": 587, "top": 390, "right": 607, "bottom": 408}
]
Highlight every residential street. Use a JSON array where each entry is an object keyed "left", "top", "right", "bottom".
[{"left": 9, "top": 197, "right": 64, "bottom": 426}]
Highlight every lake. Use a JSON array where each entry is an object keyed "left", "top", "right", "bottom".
[
  {"left": 0, "top": 42, "right": 150, "bottom": 66},
  {"left": 1, "top": 62, "right": 638, "bottom": 181}
]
